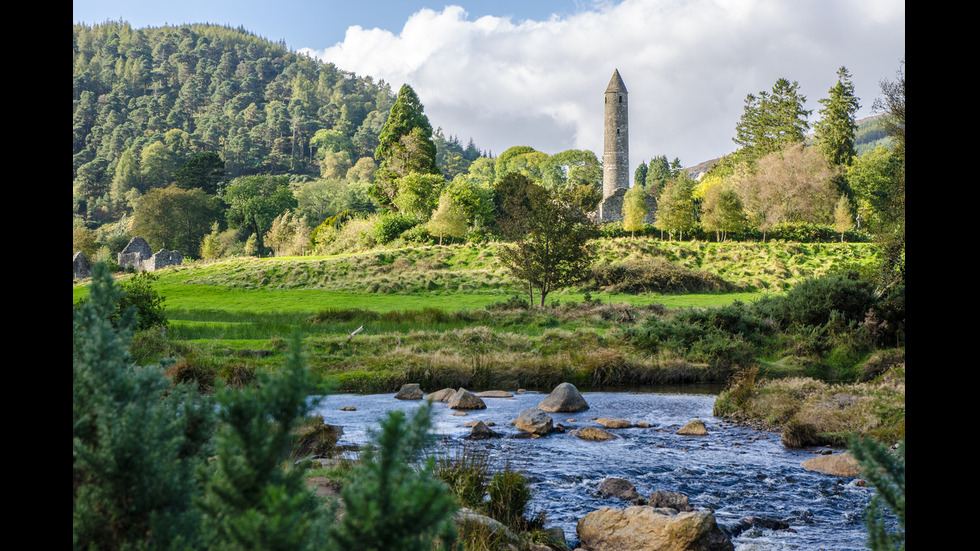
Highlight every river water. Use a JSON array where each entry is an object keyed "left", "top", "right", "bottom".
[{"left": 312, "top": 388, "right": 873, "bottom": 550}]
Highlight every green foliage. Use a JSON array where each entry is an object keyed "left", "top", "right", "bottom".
[
  {"left": 540, "top": 149, "right": 602, "bottom": 193},
  {"left": 487, "top": 465, "right": 539, "bottom": 533},
  {"left": 733, "top": 78, "right": 811, "bottom": 159},
  {"left": 132, "top": 184, "right": 222, "bottom": 256},
  {"left": 328, "top": 402, "right": 458, "bottom": 551},
  {"left": 373, "top": 85, "right": 441, "bottom": 209},
  {"left": 428, "top": 193, "right": 469, "bottom": 245},
  {"left": 373, "top": 212, "right": 424, "bottom": 244},
  {"left": 73, "top": 263, "right": 215, "bottom": 550},
  {"left": 223, "top": 174, "right": 298, "bottom": 253},
  {"left": 621, "top": 185, "right": 648, "bottom": 237},
  {"left": 199, "top": 334, "right": 327, "bottom": 551},
  {"left": 625, "top": 301, "right": 772, "bottom": 370},
  {"left": 108, "top": 271, "right": 168, "bottom": 331},
  {"left": 653, "top": 175, "right": 698, "bottom": 240},
  {"left": 815, "top": 67, "right": 860, "bottom": 167},
  {"left": 847, "top": 146, "right": 903, "bottom": 233},
  {"left": 497, "top": 184, "right": 597, "bottom": 306},
  {"left": 394, "top": 172, "right": 446, "bottom": 217},
  {"left": 754, "top": 274, "right": 876, "bottom": 329},
  {"left": 435, "top": 444, "right": 493, "bottom": 511},
  {"left": 590, "top": 258, "right": 736, "bottom": 294},
  {"left": 175, "top": 152, "right": 226, "bottom": 195},
  {"left": 850, "top": 438, "right": 905, "bottom": 550}
]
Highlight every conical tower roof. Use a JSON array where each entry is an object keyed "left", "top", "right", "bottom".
[{"left": 605, "top": 69, "right": 627, "bottom": 94}]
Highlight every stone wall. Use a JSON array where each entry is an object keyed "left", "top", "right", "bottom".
[
  {"left": 73, "top": 252, "right": 91, "bottom": 280},
  {"left": 117, "top": 236, "right": 183, "bottom": 272}
]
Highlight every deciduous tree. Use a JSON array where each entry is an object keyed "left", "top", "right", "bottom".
[
  {"left": 498, "top": 185, "right": 597, "bottom": 307},
  {"left": 132, "top": 184, "right": 221, "bottom": 256},
  {"left": 621, "top": 185, "right": 648, "bottom": 238},
  {"left": 427, "top": 193, "right": 468, "bottom": 245},
  {"left": 223, "top": 174, "right": 297, "bottom": 254}
]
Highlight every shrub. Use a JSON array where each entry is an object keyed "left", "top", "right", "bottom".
[
  {"left": 590, "top": 258, "right": 737, "bottom": 294},
  {"left": 372, "top": 212, "right": 424, "bottom": 245},
  {"left": 781, "top": 420, "right": 821, "bottom": 448},
  {"left": 74, "top": 264, "right": 215, "bottom": 550},
  {"left": 754, "top": 274, "right": 876, "bottom": 329}
]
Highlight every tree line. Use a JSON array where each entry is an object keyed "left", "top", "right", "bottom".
[{"left": 619, "top": 66, "right": 904, "bottom": 256}]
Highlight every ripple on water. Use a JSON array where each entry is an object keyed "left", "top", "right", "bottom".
[{"left": 312, "top": 390, "right": 874, "bottom": 550}]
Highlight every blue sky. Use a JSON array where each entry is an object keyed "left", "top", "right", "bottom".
[{"left": 74, "top": 1, "right": 906, "bottom": 169}]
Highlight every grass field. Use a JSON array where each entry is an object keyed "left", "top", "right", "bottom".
[
  {"left": 74, "top": 238, "right": 903, "bottom": 443},
  {"left": 73, "top": 239, "right": 880, "bottom": 390}
]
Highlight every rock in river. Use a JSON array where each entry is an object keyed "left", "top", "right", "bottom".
[
  {"left": 394, "top": 383, "right": 424, "bottom": 400},
  {"left": 448, "top": 388, "right": 487, "bottom": 410},
  {"left": 538, "top": 382, "right": 589, "bottom": 413},
  {"left": 801, "top": 452, "right": 861, "bottom": 478},
  {"left": 577, "top": 505, "right": 734, "bottom": 551},
  {"left": 514, "top": 407, "right": 554, "bottom": 436}
]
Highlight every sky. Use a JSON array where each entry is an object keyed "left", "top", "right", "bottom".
[{"left": 74, "top": 0, "right": 905, "bottom": 170}]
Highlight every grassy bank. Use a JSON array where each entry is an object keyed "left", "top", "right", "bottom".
[{"left": 74, "top": 238, "right": 902, "bottom": 443}]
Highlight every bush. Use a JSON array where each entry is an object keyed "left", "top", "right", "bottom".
[
  {"left": 754, "top": 274, "right": 876, "bottom": 329},
  {"left": 626, "top": 301, "right": 771, "bottom": 369},
  {"left": 590, "top": 258, "right": 736, "bottom": 294},
  {"left": 372, "top": 212, "right": 424, "bottom": 245},
  {"left": 114, "top": 271, "right": 168, "bottom": 330}
]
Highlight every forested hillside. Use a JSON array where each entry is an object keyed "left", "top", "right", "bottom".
[{"left": 72, "top": 22, "right": 483, "bottom": 225}]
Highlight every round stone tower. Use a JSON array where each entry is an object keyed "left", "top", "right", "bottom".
[{"left": 601, "top": 69, "right": 629, "bottom": 221}]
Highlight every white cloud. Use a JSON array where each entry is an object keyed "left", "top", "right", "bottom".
[{"left": 300, "top": 0, "right": 904, "bottom": 169}]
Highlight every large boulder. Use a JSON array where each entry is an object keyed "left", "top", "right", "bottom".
[
  {"left": 514, "top": 407, "right": 554, "bottom": 436},
  {"left": 538, "top": 382, "right": 589, "bottom": 413},
  {"left": 394, "top": 383, "right": 424, "bottom": 400},
  {"left": 577, "top": 506, "right": 734, "bottom": 551},
  {"left": 677, "top": 419, "right": 708, "bottom": 436},
  {"left": 448, "top": 388, "right": 487, "bottom": 410},
  {"left": 801, "top": 452, "right": 861, "bottom": 478}
]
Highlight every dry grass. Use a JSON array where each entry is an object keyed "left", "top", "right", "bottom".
[{"left": 716, "top": 365, "right": 905, "bottom": 444}]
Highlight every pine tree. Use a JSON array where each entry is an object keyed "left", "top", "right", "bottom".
[
  {"left": 815, "top": 67, "right": 861, "bottom": 166},
  {"left": 73, "top": 263, "right": 215, "bottom": 550},
  {"left": 327, "top": 403, "right": 458, "bottom": 551},
  {"left": 734, "top": 78, "right": 811, "bottom": 159},
  {"left": 373, "top": 85, "right": 440, "bottom": 210},
  {"left": 199, "top": 334, "right": 328, "bottom": 551},
  {"left": 850, "top": 438, "right": 905, "bottom": 550}
]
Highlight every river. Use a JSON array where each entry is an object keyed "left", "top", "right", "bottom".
[{"left": 312, "top": 388, "right": 873, "bottom": 550}]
